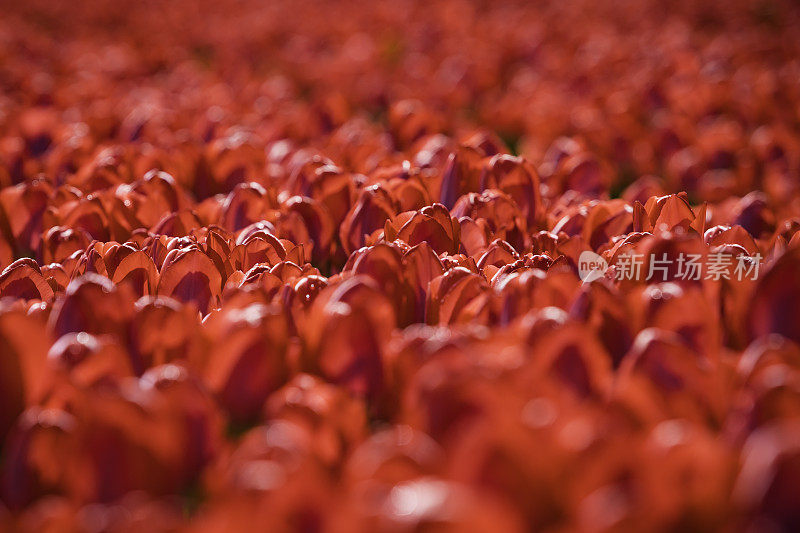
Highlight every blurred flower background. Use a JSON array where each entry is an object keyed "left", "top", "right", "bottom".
[{"left": 1, "top": 0, "right": 800, "bottom": 531}]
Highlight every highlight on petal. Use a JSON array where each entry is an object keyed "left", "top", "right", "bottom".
[
  {"left": 396, "top": 203, "right": 461, "bottom": 255},
  {"left": 111, "top": 250, "right": 159, "bottom": 296},
  {"left": 0, "top": 258, "right": 54, "bottom": 301},
  {"left": 340, "top": 185, "right": 397, "bottom": 255},
  {"left": 157, "top": 247, "right": 223, "bottom": 314},
  {"left": 48, "top": 273, "right": 135, "bottom": 339}
]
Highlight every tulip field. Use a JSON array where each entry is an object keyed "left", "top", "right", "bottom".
[{"left": 1, "top": 0, "right": 800, "bottom": 531}]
